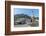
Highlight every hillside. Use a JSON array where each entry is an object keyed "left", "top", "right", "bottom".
[{"left": 14, "top": 14, "right": 31, "bottom": 20}]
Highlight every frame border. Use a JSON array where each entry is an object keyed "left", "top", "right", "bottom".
[{"left": 5, "top": 1, "right": 45, "bottom": 35}]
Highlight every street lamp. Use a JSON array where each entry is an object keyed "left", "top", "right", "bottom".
[{"left": 31, "top": 10, "right": 35, "bottom": 25}]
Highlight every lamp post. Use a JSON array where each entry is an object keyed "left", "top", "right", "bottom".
[{"left": 31, "top": 10, "right": 35, "bottom": 25}]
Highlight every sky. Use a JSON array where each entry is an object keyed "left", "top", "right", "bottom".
[{"left": 14, "top": 8, "right": 39, "bottom": 17}]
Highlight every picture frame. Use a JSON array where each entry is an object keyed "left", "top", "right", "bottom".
[{"left": 5, "top": 1, "right": 45, "bottom": 35}]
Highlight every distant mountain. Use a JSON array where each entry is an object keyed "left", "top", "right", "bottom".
[{"left": 14, "top": 14, "right": 31, "bottom": 20}]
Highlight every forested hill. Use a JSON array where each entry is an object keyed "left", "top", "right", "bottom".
[
  {"left": 14, "top": 14, "right": 39, "bottom": 20},
  {"left": 14, "top": 14, "right": 31, "bottom": 19}
]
